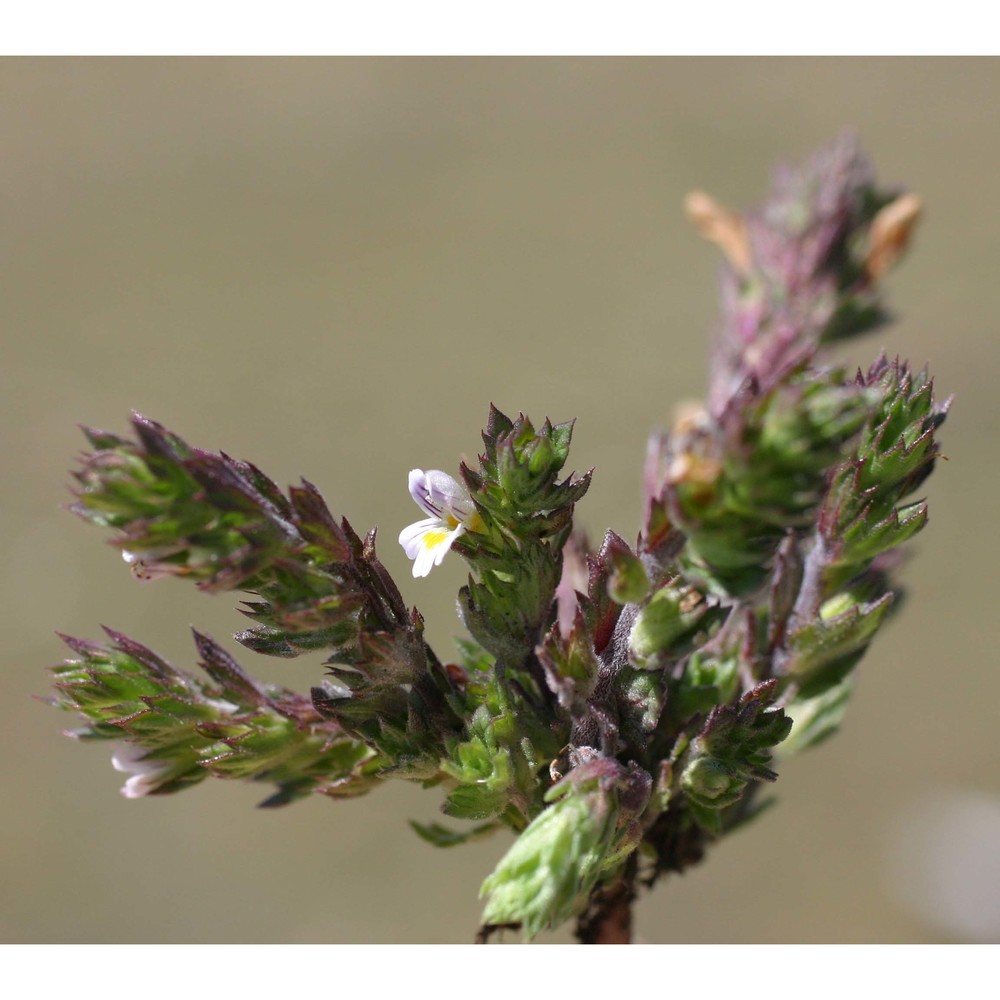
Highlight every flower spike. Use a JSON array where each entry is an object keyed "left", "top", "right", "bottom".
[{"left": 50, "top": 136, "right": 949, "bottom": 944}]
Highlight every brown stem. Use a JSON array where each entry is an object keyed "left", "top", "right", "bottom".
[
  {"left": 574, "top": 852, "right": 638, "bottom": 944},
  {"left": 474, "top": 921, "right": 521, "bottom": 944}
]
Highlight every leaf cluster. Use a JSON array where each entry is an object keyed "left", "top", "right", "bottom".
[{"left": 50, "top": 628, "right": 374, "bottom": 806}]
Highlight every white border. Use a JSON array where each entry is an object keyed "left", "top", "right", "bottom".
[
  {"left": 7, "top": 944, "right": 1000, "bottom": 995},
  {"left": 2, "top": 2, "right": 997, "bottom": 56}
]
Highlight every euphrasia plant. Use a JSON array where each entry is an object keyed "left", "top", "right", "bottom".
[{"left": 48, "top": 135, "right": 946, "bottom": 943}]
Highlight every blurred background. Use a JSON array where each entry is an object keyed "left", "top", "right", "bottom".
[{"left": 2, "top": 58, "right": 997, "bottom": 944}]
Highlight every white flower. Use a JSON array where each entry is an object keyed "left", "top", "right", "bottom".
[
  {"left": 398, "top": 469, "right": 480, "bottom": 578},
  {"left": 111, "top": 742, "right": 172, "bottom": 799}
]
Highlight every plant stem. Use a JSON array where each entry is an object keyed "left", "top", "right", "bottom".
[{"left": 574, "top": 852, "right": 638, "bottom": 944}]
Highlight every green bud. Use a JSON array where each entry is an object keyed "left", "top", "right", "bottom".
[
  {"left": 607, "top": 547, "right": 651, "bottom": 605},
  {"left": 681, "top": 757, "right": 738, "bottom": 805},
  {"left": 480, "top": 759, "right": 651, "bottom": 939},
  {"left": 629, "top": 584, "right": 711, "bottom": 667},
  {"left": 676, "top": 682, "right": 791, "bottom": 831}
]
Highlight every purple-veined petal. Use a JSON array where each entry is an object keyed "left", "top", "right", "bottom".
[
  {"left": 424, "top": 469, "right": 476, "bottom": 517},
  {"left": 408, "top": 468, "right": 474, "bottom": 521}
]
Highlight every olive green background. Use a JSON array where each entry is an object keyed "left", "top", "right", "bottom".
[{"left": 3, "top": 58, "right": 997, "bottom": 944}]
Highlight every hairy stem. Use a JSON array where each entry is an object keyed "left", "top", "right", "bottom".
[{"left": 574, "top": 852, "right": 639, "bottom": 944}]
